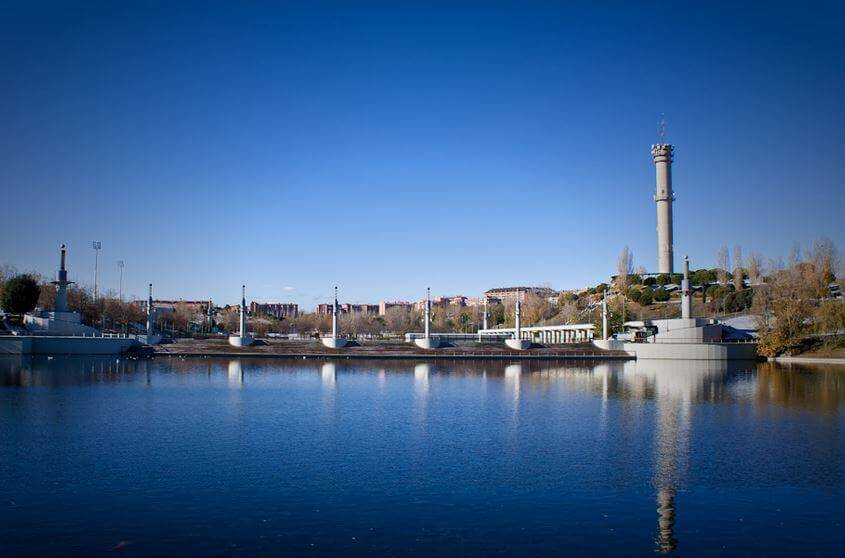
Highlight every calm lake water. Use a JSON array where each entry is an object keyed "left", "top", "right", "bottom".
[{"left": 1, "top": 356, "right": 844, "bottom": 557}]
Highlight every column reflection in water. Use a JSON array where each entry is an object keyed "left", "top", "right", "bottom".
[
  {"left": 321, "top": 362, "right": 337, "bottom": 390},
  {"left": 504, "top": 363, "right": 522, "bottom": 406},
  {"left": 227, "top": 360, "right": 243, "bottom": 387},
  {"left": 413, "top": 363, "right": 431, "bottom": 432},
  {"left": 625, "top": 359, "right": 728, "bottom": 554}
]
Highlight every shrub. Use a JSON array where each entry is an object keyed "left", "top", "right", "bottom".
[{"left": 653, "top": 287, "right": 670, "bottom": 302}]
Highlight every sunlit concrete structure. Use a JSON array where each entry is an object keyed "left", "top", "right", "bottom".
[
  {"left": 482, "top": 323, "right": 594, "bottom": 345},
  {"left": 414, "top": 287, "right": 441, "bottom": 349},
  {"left": 322, "top": 286, "right": 348, "bottom": 348},
  {"left": 24, "top": 244, "right": 97, "bottom": 335},
  {"left": 593, "top": 257, "right": 757, "bottom": 360},
  {"left": 228, "top": 285, "right": 255, "bottom": 347},
  {"left": 7, "top": 244, "right": 139, "bottom": 355},
  {"left": 652, "top": 143, "right": 675, "bottom": 274}
]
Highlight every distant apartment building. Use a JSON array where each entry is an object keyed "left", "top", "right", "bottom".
[
  {"left": 316, "top": 303, "right": 380, "bottom": 315},
  {"left": 379, "top": 301, "right": 414, "bottom": 315},
  {"left": 484, "top": 287, "right": 559, "bottom": 304},
  {"left": 466, "top": 296, "right": 501, "bottom": 307},
  {"left": 249, "top": 301, "right": 298, "bottom": 319}
]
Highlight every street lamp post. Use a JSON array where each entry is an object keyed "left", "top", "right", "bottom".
[
  {"left": 117, "top": 260, "right": 124, "bottom": 301},
  {"left": 92, "top": 241, "right": 102, "bottom": 302}
]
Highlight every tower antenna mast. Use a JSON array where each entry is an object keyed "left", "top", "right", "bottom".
[{"left": 658, "top": 113, "right": 666, "bottom": 144}]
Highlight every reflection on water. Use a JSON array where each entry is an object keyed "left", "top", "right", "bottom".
[
  {"left": 1, "top": 356, "right": 844, "bottom": 556},
  {"left": 321, "top": 362, "right": 337, "bottom": 389},
  {"left": 227, "top": 359, "right": 243, "bottom": 387}
]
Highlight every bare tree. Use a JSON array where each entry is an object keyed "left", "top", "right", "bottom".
[
  {"left": 716, "top": 246, "right": 730, "bottom": 285},
  {"left": 733, "top": 245, "right": 744, "bottom": 291},
  {"left": 747, "top": 252, "right": 763, "bottom": 284},
  {"left": 616, "top": 246, "right": 634, "bottom": 292}
]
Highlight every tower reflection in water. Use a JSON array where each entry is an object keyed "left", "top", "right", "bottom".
[{"left": 622, "top": 359, "right": 730, "bottom": 554}]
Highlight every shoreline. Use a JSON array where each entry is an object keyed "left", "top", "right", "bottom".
[
  {"left": 771, "top": 356, "right": 845, "bottom": 366},
  {"left": 153, "top": 351, "right": 634, "bottom": 361}
]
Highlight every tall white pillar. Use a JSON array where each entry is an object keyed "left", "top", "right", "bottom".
[
  {"left": 424, "top": 287, "right": 431, "bottom": 339},
  {"left": 482, "top": 296, "right": 488, "bottom": 330},
  {"left": 681, "top": 255, "right": 691, "bottom": 319},
  {"left": 332, "top": 286, "right": 339, "bottom": 339},
  {"left": 146, "top": 283, "right": 154, "bottom": 336},
  {"left": 514, "top": 290, "right": 521, "bottom": 340},
  {"left": 240, "top": 285, "right": 247, "bottom": 338},
  {"left": 602, "top": 290, "right": 608, "bottom": 340},
  {"left": 652, "top": 143, "right": 675, "bottom": 274}
]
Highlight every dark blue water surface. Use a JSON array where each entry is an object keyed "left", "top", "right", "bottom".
[{"left": 1, "top": 356, "right": 844, "bottom": 557}]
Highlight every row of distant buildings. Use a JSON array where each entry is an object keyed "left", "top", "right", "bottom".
[
  {"left": 314, "top": 287, "right": 561, "bottom": 316},
  {"left": 141, "top": 287, "right": 563, "bottom": 321}
]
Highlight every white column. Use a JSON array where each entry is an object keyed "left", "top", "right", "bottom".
[
  {"left": 424, "top": 287, "right": 431, "bottom": 339},
  {"left": 514, "top": 290, "right": 521, "bottom": 340},
  {"left": 681, "top": 255, "right": 691, "bottom": 319},
  {"left": 146, "top": 283, "right": 154, "bottom": 336},
  {"left": 332, "top": 286, "right": 339, "bottom": 339},
  {"left": 602, "top": 290, "right": 608, "bottom": 340},
  {"left": 240, "top": 285, "right": 247, "bottom": 338}
]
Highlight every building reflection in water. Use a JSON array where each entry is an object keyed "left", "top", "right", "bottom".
[{"left": 621, "top": 359, "right": 731, "bottom": 554}]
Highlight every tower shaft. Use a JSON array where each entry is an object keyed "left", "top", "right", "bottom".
[{"left": 652, "top": 144, "right": 675, "bottom": 274}]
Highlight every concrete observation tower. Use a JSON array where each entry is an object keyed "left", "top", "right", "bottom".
[{"left": 652, "top": 142, "right": 675, "bottom": 274}]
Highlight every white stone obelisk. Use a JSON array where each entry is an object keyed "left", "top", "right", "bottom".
[
  {"left": 505, "top": 289, "right": 531, "bottom": 350},
  {"left": 146, "top": 283, "right": 154, "bottom": 336},
  {"left": 239, "top": 285, "right": 247, "bottom": 337},
  {"left": 414, "top": 287, "right": 440, "bottom": 349},
  {"left": 478, "top": 295, "right": 489, "bottom": 342},
  {"left": 229, "top": 285, "right": 255, "bottom": 347},
  {"left": 681, "top": 256, "right": 691, "bottom": 320},
  {"left": 424, "top": 287, "right": 431, "bottom": 339},
  {"left": 602, "top": 289, "right": 609, "bottom": 340},
  {"left": 322, "top": 286, "right": 348, "bottom": 348},
  {"left": 332, "top": 286, "right": 339, "bottom": 339}
]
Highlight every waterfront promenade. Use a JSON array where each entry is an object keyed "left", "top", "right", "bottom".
[{"left": 153, "top": 338, "right": 631, "bottom": 360}]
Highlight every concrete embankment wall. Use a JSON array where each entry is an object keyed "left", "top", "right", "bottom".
[
  {"left": 624, "top": 342, "right": 758, "bottom": 360},
  {"left": 0, "top": 336, "right": 138, "bottom": 355}
]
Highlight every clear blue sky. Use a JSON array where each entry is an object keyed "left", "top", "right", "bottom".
[{"left": 2, "top": 1, "right": 843, "bottom": 307}]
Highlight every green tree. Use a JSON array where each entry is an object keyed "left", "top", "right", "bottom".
[
  {"left": 638, "top": 289, "right": 653, "bottom": 306},
  {"left": 592, "top": 300, "right": 625, "bottom": 337},
  {"left": 653, "top": 287, "right": 670, "bottom": 302},
  {"left": 0, "top": 274, "right": 41, "bottom": 315}
]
